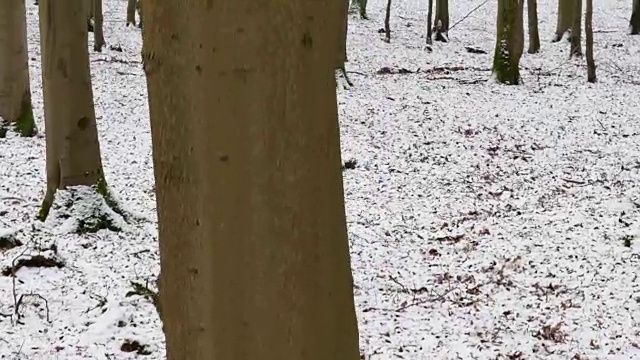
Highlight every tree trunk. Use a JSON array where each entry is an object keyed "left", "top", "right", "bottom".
[
  {"left": 631, "top": 0, "right": 640, "bottom": 34},
  {"left": 384, "top": 0, "right": 392, "bottom": 43},
  {"left": 553, "top": 0, "right": 574, "bottom": 42},
  {"left": 85, "top": 0, "right": 94, "bottom": 32},
  {"left": 126, "top": 0, "right": 136, "bottom": 26},
  {"left": 492, "top": 0, "right": 524, "bottom": 85},
  {"left": 0, "top": 0, "right": 36, "bottom": 136},
  {"left": 93, "top": 0, "right": 105, "bottom": 52},
  {"left": 137, "top": 0, "right": 143, "bottom": 29},
  {"left": 570, "top": 0, "right": 582, "bottom": 57},
  {"left": 426, "top": 0, "right": 434, "bottom": 45},
  {"left": 338, "top": 0, "right": 348, "bottom": 66},
  {"left": 586, "top": 0, "right": 595, "bottom": 82},
  {"left": 38, "top": 0, "right": 106, "bottom": 220},
  {"left": 527, "top": 0, "right": 540, "bottom": 53},
  {"left": 434, "top": 0, "right": 449, "bottom": 42},
  {"left": 141, "top": 1, "right": 361, "bottom": 360}
]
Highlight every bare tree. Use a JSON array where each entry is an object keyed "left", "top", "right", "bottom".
[
  {"left": 350, "top": 0, "right": 368, "bottom": 19},
  {"left": 492, "top": 0, "right": 524, "bottom": 85},
  {"left": 426, "top": 0, "right": 434, "bottom": 45},
  {"left": 384, "top": 0, "right": 392, "bottom": 42},
  {"left": 38, "top": 0, "right": 108, "bottom": 220},
  {"left": 527, "top": 0, "right": 540, "bottom": 53},
  {"left": 631, "top": 0, "right": 640, "bottom": 34},
  {"left": 570, "top": 0, "right": 582, "bottom": 57},
  {"left": 93, "top": 0, "right": 105, "bottom": 51},
  {"left": 142, "top": 0, "right": 361, "bottom": 359},
  {"left": 0, "top": 0, "right": 36, "bottom": 136},
  {"left": 586, "top": 0, "right": 595, "bottom": 82},
  {"left": 434, "top": 0, "right": 449, "bottom": 42},
  {"left": 126, "top": 0, "right": 136, "bottom": 26},
  {"left": 553, "top": 0, "right": 575, "bottom": 42}
]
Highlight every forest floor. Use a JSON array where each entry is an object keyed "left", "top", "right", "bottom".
[{"left": 1, "top": 0, "right": 640, "bottom": 359}]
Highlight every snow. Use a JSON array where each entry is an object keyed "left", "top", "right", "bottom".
[{"left": 1, "top": 0, "right": 640, "bottom": 359}]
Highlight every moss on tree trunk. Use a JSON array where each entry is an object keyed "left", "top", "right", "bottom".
[{"left": 492, "top": 0, "right": 524, "bottom": 85}]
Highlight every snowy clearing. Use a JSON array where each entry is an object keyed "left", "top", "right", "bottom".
[{"left": 1, "top": 0, "right": 640, "bottom": 359}]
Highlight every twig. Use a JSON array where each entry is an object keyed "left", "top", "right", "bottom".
[
  {"left": 561, "top": 178, "right": 586, "bottom": 185},
  {"left": 16, "top": 293, "right": 51, "bottom": 323},
  {"left": 449, "top": 0, "right": 489, "bottom": 31}
]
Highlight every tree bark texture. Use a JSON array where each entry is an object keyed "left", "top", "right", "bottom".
[
  {"left": 0, "top": 0, "right": 36, "bottom": 136},
  {"left": 93, "top": 0, "right": 105, "bottom": 51},
  {"left": 434, "top": 0, "right": 449, "bottom": 42},
  {"left": 141, "top": 1, "right": 361, "bottom": 360},
  {"left": 553, "top": 0, "right": 575, "bottom": 42},
  {"left": 126, "top": 0, "right": 136, "bottom": 26},
  {"left": 527, "top": 0, "right": 540, "bottom": 53},
  {"left": 570, "top": 0, "right": 582, "bottom": 57},
  {"left": 39, "top": 0, "right": 105, "bottom": 219},
  {"left": 586, "top": 0, "right": 595, "bottom": 82},
  {"left": 631, "top": 0, "right": 640, "bottom": 34},
  {"left": 492, "top": 0, "right": 524, "bottom": 85}
]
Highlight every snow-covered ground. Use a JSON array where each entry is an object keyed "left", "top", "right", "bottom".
[{"left": 1, "top": 0, "right": 640, "bottom": 359}]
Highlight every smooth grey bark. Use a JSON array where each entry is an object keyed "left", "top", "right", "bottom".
[{"left": 0, "top": 0, "right": 36, "bottom": 136}]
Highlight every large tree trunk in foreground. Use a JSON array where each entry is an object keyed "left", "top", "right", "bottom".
[
  {"left": 631, "top": 0, "right": 640, "bottom": 34},
  {"left": 93, "top": 0, "right": 105, "bottom": 51},
  {"left": 553, "top": 0, "right": 574, "bottom": 42},
  {"left": 434, "top": 0, "right": 449, "bottom": 42},
  {"left": 142, "top": 1, "right": 361, "bottom": 360},
  {"left": 0, "top": 0, "right": 36, "bottom": 136},
  {"left": 586, "top": 0, "right": 595, "bottom": 82},
  {"left": 570, "top": 0, "right": 582, "bottom": 57},
  {"left": 39, "top": 0, "right": 106, "bottom": 220},
  {"left": 126, "top": 0, "right": 136, "bottom": 26},
  {"left": 492, "top": 0, "right": 524, "bottom": 85},
  {"left": 527, "top": 0, "right": 540, "bottom": 53}
]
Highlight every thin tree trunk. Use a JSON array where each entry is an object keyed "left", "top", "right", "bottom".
[
  {"left": 338, "top": 0, "right": 349, "bottom": 66},
  {"left": 570, "top": 0, "right": 582, "bottom": 57},
  {"left": 0, "top": 0, "right": 36, "bottom": 136},
  {"left": 434, "top": 0, "right": 449, "bottom": 42},
  {"left": 93, "top": 0, "right": 105, "bottom": 52},
  {"left": 142, "top": 1, "right": 361, "bottom": 359},
  {"left": 426, "top": 0, "right": 433, "bottom": 45},
  {"left": 86, "top": 0, "right": 94, "bottom": 32},
  {"left": 553, "top": 0, "right": 574, "bottom": 42},
  {"left": 527, "top": 0, "right": 540, "bottom": 53},
  {"left": 492, "top": 0, "right": 525, "bottom": 85},
  {"left": 38, "top": 0, "right": 106, "bottom": 220},
  {"left": 137, "top": 0, "right": 143, "bottom": 29},
  {"left": 126, "top": 0, "right": 136, "bottom": 26},
  {"left": 586, "top": 0, "right": 595, "bottom": 82},
  {"left": 384, "top": 0, "right": 391, "bottom": 42},
  {"left": 631, "top": 0, "right": 640, "bottom": 34}
]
